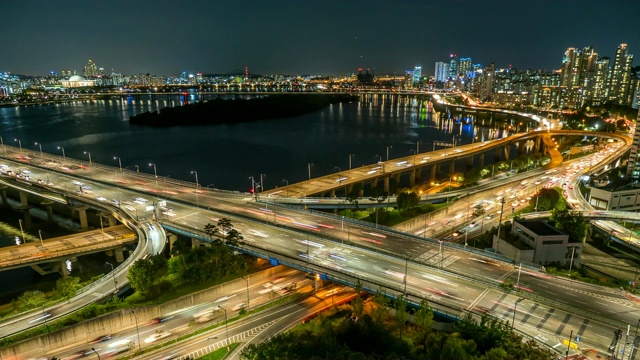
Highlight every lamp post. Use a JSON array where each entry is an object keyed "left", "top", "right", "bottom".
[
  {"left": 249, "top": 176, "right": 256, "bottom": 195},
  {"left": 207, "top": 336, "right": 217, "bottom": 360},
  {"left": 416, "top": 141, "right": 421, "bottom": 154},
  {"left": 218, "top": 306, "right": 230, "bottom": 352},
  {"left": 334, "top": 166, "right": 341, "bottom": 173},
  {"left": 134, "top": 164, "right": 139, "bottom": 172},
  {"left": 282, "top": 179, "right": 289, "bottom": 197},
  {"left": 18, "top": 219, "right": 25, "bottom": 245},
  {"left": 375, "top": 155, "right": 381, "bottom": 163},
  {"left": 260, "top": 173, "right": 266, "bottom": 193},
  {"left": 632, "top": 318, "right": 640, "bottom": 360},
  {"left": 38, "top": 230, "right": 43, "bottom": 246},
  {"left": 149, "top": 163, "right": 158, "bottom": 188},
  {"left": 449, "top": 176, "right": 456, "bottom": 192},
  {"left": 113, "top": 156, "right": 122, "bottom": 173},
  {"left": 35, "top": 142, "right": 43, "bottom": 157},
  {"left": 84, "top": 151, "right": 92, "bottom": 166},
  {"left": 14, "top": 138, "right": 22, "bottom": 152},
  {"left": 386, "top": 145, "right": 392, "bottom": 161},
  {"left": 130, "top": 310, "right": 141, "bottom": 350},
  {"left": 512, "top": 298, "right": 524, "bottom": 329},
  {"left": 105, "top": 262, "right": 117, "bottom": 293},
  {"left": 241, "top": 275, "right": 250, "bottom": 312},
  {"left": 307, "top": 163, "right": 313, "bottom": 180},
  {"left": 57, "top": 146, "right": 65, "bottom": 160},
  {"left": 190, "top": 170, "right": 199, "bottom": 190},
  {"left": 91, "top": 348, "right": 100, "bottom": 360},
  {"left": 349, "top": 153, "right": 355, "bottom": 170}
]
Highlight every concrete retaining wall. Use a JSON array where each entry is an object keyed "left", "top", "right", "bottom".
[{"left": 0, "top": 265, "right": 287, "bottom": 360}]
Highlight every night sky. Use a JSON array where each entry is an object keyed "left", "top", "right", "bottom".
[{"left": 2, "top": 0, "right": 640, "bottom": 76}]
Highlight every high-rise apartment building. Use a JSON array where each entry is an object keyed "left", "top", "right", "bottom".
[
  {"left": 83, "top": 60, "right": 98, "bottom": 78},
  {"left": 459, "top": 58, "right": 472, "bottom": 77},
  {"left": 626, "top": 108, "right": 640, "bottom": 179},
  {"left": 610, "top": 43, "right": 632, "bottom": 104}
]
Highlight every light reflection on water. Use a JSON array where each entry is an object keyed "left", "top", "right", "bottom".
[{"left": 0, "top": 95, "right": 523, "bottom": 192}]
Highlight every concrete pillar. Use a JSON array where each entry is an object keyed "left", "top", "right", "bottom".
[
  {"left": 466, "top": 156, "right": 474, "bottom": 167},
  {"left": 359, "top": 182, "right": 364, "bottom": 197},
  {"left": 416, "top": 167, "right": 422, "bottom": 180},
  {"left": 503, "top": 145, "right": 510, "bottom": 160},
  {"left": 372, "top": 177, "right": 379, "bottom": 189},
  {"left": 409, "top": 169, "right": 416, "bottom": 187},
  {"left": 191, "top": 237, "right": 200, "bottom": 248},
  {"left": 41, "top": 201, "right": 55, "bottom": 223},
  {"left": 347, "top": 184, "right": 353, "bottom": 194},
  {"left": 393, "top": 173, "right": 401, "bottom": 185},
  {"left": 448, "top": 160, "right": 456, "bottom": 175},
  {"left": 0, "top": 186, "right": 7, "bottom": 207},
  {"left": 535, "top": 137, "right": 541, "bottom": 153},
  {"left": 115, "top": 248, "right": 125, "bottom": 263},
  {"left": 430, "top": 165, "right": 437, "bottom": 182},
  {"left": 16, "top": 205, "right": 33, "bottom": 228},
  {"left": 479, "top": 153, "right": 485, "bottom": 167},
  {"left": 330, "top": 189, "right": 336, "bottom": 197},
  {"left": 384, "top": 176, "right": 390, "bottom": 193},
  {"left": 19, "top": 190, "right": 29, "bottom": 206},
  {"left": 60, "top": 261, "right": 69, "bottom": 277},
  {"left": 105, "top": 249, "right": 114, "bottom": 257},
  {"left": 168, "top": 233, "right": 178, "bottom": 253},
  {"left": 74, "top": 206, "right": 89, "bottom": 230}
]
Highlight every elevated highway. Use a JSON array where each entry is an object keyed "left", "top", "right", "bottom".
[
  {"left": 0, "top": 137, "right": 636, "bottom": 356},
  {"left": 0, "top": 225, "right": 136, "bottom": 272}
]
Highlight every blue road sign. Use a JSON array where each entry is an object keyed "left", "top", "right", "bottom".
[
  {"left": 320, "top": 274, "right": 327, "bottom": 281},
  {"left": 269, "top": 257, "right": 279, "bottom": 266}
]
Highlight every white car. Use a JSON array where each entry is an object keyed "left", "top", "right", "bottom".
[{"left": 144, "top": 331, "right": 171, "bottom": 344}]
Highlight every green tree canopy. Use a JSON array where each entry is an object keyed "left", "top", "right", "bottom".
[
  {"left": 529, "top": 187, "right": 566, "bottom": 211},
  {"left": 551, "top": 208, "right": 588, "bottom": 242},
  {"left": 397, "top": 190, "right": 420, "bottom": 211},
  {"left": 54, "top": 276, "right": 80, "bottom": 299}
]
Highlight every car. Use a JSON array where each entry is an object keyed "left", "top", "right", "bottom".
[
  {"left": 91, "top": 335, "right": 112, "bottom": 343},
  {"left": 144, "top": 331, "right": 171, "bottom": 344},
  {"left": 469, "top": 222, "right": 477, "bottom": 228},
  {"left": 97, "top": 196, "right": 107, "bottom": 201},
  {"left": 486, "top": 214, "right": 495, "bottom": 219},
  {"left": 111, "top": 199, "right": 120, "bottom": 205}
]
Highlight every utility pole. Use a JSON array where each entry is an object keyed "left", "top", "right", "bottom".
[{"left": 496, "top": 197, "right": 506, "bottom": 238}]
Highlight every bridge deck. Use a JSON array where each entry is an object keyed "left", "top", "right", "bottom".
[
  {"left": 0, "top": 225, "right": 136, "bottom": 271},
  {"left": 263, "top": 130, "right": 629, "bottom": 198}
]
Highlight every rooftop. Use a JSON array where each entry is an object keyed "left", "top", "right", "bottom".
[
  {"left": 594, "top": 179, "right": 640, "bottom": 192},
  {"left": 516, "top": 220, "right": 565, "bottom": 236}
]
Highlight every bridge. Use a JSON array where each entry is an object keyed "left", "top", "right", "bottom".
[
  {"left": 0, "top": 225, "right": 136, "bottom": 273},
  {"left": 262, "top": 129, "right": 630, "bottom": 199}
]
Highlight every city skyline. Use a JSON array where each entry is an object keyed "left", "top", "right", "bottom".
[{"left": 2, "top": 0, "right": 640, "bottom": 76}]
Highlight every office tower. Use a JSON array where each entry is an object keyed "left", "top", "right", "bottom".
[
  {"left": 413, "top": 66, "right": 422, "bottom": 84},
  {"left": 459, "top": 58, "right": 472, "bottom": 78},
  {"left": 434, "top": 62, "right": 449, "bottom": 82},
  {"left": 449, "top": 54, "right": 458, "bottom": 79}
]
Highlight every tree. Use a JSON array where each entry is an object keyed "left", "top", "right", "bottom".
[
  {"left": 225, "top": 228, "right": 244, "bottom": 247},
  {"left": 218, "top": 218, "right": 233, "bottom": 242},
  {"left": 346, "top": 183, "right": 363, "bottom": 213},
  {"left": 351, "top": 280, "right": 365, "bottom": 319},
  {"left": 127, "top": 254, "right": 168, "bottom": 296},
  {"left": 14, "top": 290, "right": 46, "bottom": 311},
  {"left": 413, "top": 299, "right": 434, "bottom": 333},
  {"left": 204, "top": 222, "right": 218, "bottom": 239},
  {"left": 552, "top": 208, "right": 588, "bottom": 242},
  {"left": 54, "top": 276, "right": 80, "bottom": 299},
  {"left": 394, "top": 295, "right": 410, "bottom": 337},
  {"left": 529, "top": 187, "right": 565, "bottom": 211},
  {"left": 396, "top": 190, "right": 420, "bottom": 212},
  {"left": 371, "top": 291, "right": 390, "bottom": 325}
]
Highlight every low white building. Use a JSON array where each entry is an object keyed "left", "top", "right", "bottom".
[
  {"left": 493, "top": 220, "right": 581, "bottom": 266},
  {"left": 61, "top": 75, "right": 95, "bottom": 88},
  {"left": 589, "top": 182, "right": 640, "bottom": 211}
]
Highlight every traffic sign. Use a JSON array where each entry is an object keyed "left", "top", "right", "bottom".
[
  {"left": 320, "top": 274, "right": 327, "bottom": 281},
  {"left": 269, "top": 257, "right": 279, "bottom": 266}
]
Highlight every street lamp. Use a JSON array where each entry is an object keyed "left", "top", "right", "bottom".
[
  {"left": 57, "top": 146, "right": 65, "bottom": 160},
  {"left": 375, "top": 155, "right": 382, "bottom": 163},
  {"left": 386, "top": 145, "right": 392, "bottom": 161},
  {"left": 91, "top": 348, "right": 100, "bottom": 360},
  {"left": 113, "top": 156, "right": 122, "bottom": 173},
  {"left": 349, "top": 153, "right": 355, "bottom": 170},
  {"left": 249, "top": 176, "right": 256, "bottom": 195},
  {"left": 18, "top": 219, "right": 25, "bottom": 245},
  {"left": 511, "top": 298, "right": 524, "bottom": 329},
  {"left": 105, "top": 262, "right": 117, "bottom": 294},
  {"left": 130, "top": 310, "right": 141, "bottom": 349},
  {"left": 334, "top": 166, "right": 341, "bottom": 173},
  {"left": 260, "top": 173, "right": 266, "bottom": 193},
  {"left": 149, "top": 163, "right": 158, "bottom": 188},
  {"left": 34, "top": 142, "right": 43, "bottom": 157},
  {"left": 38, "top": 230, "right": 44, "bottom": 246},
  {"left": 241, "top": 275, "right": 250, "bottom": 312},
  {"left": 84, "top": 151, "right": 92, "bottom": 166},
  {"left": 449, "top": 176, "right": 457, "bottom": 192},
  {"left": 14, "top": 138, "right": 22, "bottom": 152},
  {"left": 307, "top": 163, "right": 313, "bottom": 180},
  {"left": 282, "top": 179, "right": 289, "bottom": 197},
  {"left": 218, "top": 305, "right": 230, "bottom": 352}
]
